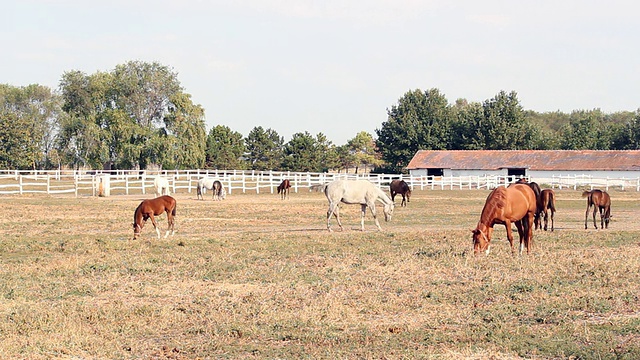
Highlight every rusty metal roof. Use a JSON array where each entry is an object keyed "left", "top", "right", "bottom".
[{"left": 406, "top": 150, "right": 640, "bottom": 171}]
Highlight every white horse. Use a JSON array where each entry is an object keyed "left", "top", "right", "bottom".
[
  {"left": 197, "top": 178, "right": 226, "bottom": 200},
  {"left": 154, "top": 176, "right": 171, "bottom": 196},
  {"left": 325, "top": 179, "right": 394, "bottom": 232}
]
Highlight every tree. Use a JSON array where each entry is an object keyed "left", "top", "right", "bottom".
[
  {"left": 559, "top": 109, "right": 616, "bottom": 150},
  {"left": 0, "top": 83, "right": 61, "bottom": 169},
  {"left": 376, "top": 88, "right": 452, "bottom": 173},
  {"left": 282, "top": 132, "right": 319, "bottom": 172},
  {"left": 245, "top": 126, "right": 283, "bottom": 170},
  {"left": 346, "top": 131, "right": 381, "bottom": 173},
  {"left": 612, "top": 110, "right": 640, "bottom": 150},
  {"left": 205, "top": 125, "right": 247, "bottom": 169},
  {"left": 58, "top": 61, "right": 206, "bottom": 169}
]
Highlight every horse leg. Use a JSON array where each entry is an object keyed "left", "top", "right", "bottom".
[
  {"left": 504, "top": 220, "right": 515, "bottom": 254},
  {"left": 165, "top": 210, "right": 174, "bottom": 238},
  {"left": 368, "top": 203, "right": 382, "bottom": 231},
  {"left": 149, "top": 214, "right": 160, "bottom": 239},
  {"left": 327, "top": 203, "right": 342, "bottom": 232},
  {"left": 515, "top": 220, "right": 525, "bottom": 255},
  {"left": 550, "top": 208, "right": 555, "bottom": 232},
  {"left": 401, "top": 194, "right": 406, "bottom": 207},
  {"left": 524, "top": 212, "right": 534, "bottom": 254},
  {"left": 599, "top": 206, "right": 605, "bottom": 229},
  {"left": 543, "top": 209, "right": 548, "bottom": 231},
  {"left": 592, "top": 206, "right": 598, "bottom": 229},
  {"left": 585, "top": 205, "right": 591, "bottom": 229}
]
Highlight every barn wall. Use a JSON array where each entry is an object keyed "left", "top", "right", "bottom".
[{"left": 409, "top": 169, "right": 640, "bottom": 181}]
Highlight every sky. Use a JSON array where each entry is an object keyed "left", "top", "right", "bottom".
[{"left": 2, "top": 0, "right": 639, "bottom": 145}]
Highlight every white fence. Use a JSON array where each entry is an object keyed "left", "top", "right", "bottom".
[{"left": 0, "top": 170, "right": 639, "bottom": 196}]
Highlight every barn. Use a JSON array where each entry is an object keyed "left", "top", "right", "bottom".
[{"left": 406, "top": 150, "right": 640, "bottom": 184}]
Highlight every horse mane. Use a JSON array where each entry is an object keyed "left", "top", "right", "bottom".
[
  {"left": 480, "top": 187, "right": 507, "bottom": 224},
  {"left": 375, "top": 186, "right": 394, "bottom": 205}
]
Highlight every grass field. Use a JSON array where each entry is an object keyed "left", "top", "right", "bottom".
[{"left": 1, "top": 188, "right": 639, "bottom": 359}]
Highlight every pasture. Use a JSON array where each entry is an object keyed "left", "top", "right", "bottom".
[{"left": 1, "top": 189, "right": 639, "bottom": 359}]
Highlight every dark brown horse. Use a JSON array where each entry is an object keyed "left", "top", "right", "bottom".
[
  {"left": 389, "top": 179, "right": 411, "bottom": 207},
  {"left": 133, "top": 195, "right": 176, "bottom": 240},
  {"left": 539, "top": 189, "right": 556, "bottom": 231},
  {"left": 514, "top": 178, "right": 543, "bottom": 229},
  {"left": 277, "top": 179, "right": 291, "bottom": 200},
  {"left": 582, "top": 189, "right": 611, "bottom": 229},
  {"left": 472, "top": 184, "right": 537, "bottom": 255}
]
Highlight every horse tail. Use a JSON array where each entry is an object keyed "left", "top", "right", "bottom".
[
  {"left": 172, "top": 202, "right": 177, "bottom": 217},
  {"left": 548, "top": 191, "right": 556, "bottom": 212}
]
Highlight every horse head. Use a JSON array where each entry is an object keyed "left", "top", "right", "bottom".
[
  {"left": 472, "top": 224, "right": 492, "bottom": 255},
  {"left": 132, "top": 222, "right": 143, "bottom": 240},
  {"left": 383, "top": 203, "right": 394, "bottom": 221}
]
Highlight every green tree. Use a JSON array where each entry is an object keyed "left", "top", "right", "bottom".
[
  {"left": 205, "top": 125, "right": 247, "bottom": 169},
  {"left": 0, "top": 84, "right": 61, "bottom": 169},
  {"left": 376, "top": 88, "right": 452, "bottom": 173},
  {"left": 335, "top": 144, "right": 356, "bottom": 173},
  {"left": 282, "top": 132, "right": 319, "bottom": 172},
  {"left": 559, "top": 109, "right": 614, "bottom": 150},
  {"left": 58, "top": 61, "right": 205, "bottom": 169},
  {"left": 612, "top": 110, "right": 640, "bottom": 150},
  {"left": 245, "top": 126, "right": 283, "bottom": 170},
  {"left": 347, "top": 131, "right": 381, "bottom": 173}
]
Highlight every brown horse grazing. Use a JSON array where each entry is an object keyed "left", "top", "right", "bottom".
[
  {"left": 513, "top": 178, "right": 543, "bottom": 229},
  {"left": 539, "top": 189, "right": 556, "bottom": 231},
  {"left": 277, "top": 179, "right": 291, "bottom": 200},
  {"left": 472, "top": 184, "right": 537, "bottom": 255},
  {"left": 389, "top": 179, "right": 411, "bottom": 207},
  {"left": 582, "top": 189, "right": 611, "bottom": 229},
  {"left": 133, "top": 195, "right": 176, "bottom": 240}
]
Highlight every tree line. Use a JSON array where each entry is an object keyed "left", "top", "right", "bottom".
[{"left": 1, "top": 61, "right": 639, "bottom": 173}]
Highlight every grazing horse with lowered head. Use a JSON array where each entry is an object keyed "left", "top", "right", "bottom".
[
  {"left": 154, "top": 176, "right": 171, "bottom": 196},
  {"left": 389, "top": 179, "right": 411, "bottom": 207},
  {"left": 197, "top": 178, "right": 226, "bottom": 200},
  {"left": 472, "top": 184, "right": 537, "bottom": 255},
  {"left": 133, "top": 195, "right": 176, "bottom": 240},
  {"left": 325, "top": 179, "right": 394, "bottom": 232},
  {"left": 277, "top": 179, "right": 292, "bottom": 200},
  {"left": 513, "top": 178, "right": 543, "bottom": 229},
  {"left": 539, "top": 189, "right": 556, "bottom": 231},
  {"left": 583, "top": 189, "right": 611, "bottom": 229}
]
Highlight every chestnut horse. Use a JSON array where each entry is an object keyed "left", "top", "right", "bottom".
[
  {"left": 539, "top": 189, "right": 556, "bottom": 231},
  {"left": 277, "top": 179, "right": 291, "bottom": 200},
  {"left": 325, "top": 180, "right": 394, "bottom": 232},
  {"left": 582, "top": 189, "right": 611, "bottom": 229},
  {"left": 514, "top": 178, "right": 543, "bottom": 229},
  {"left": 389, "top": 179, "right": 411, "bottom": 207},
  {"left": 133, "top": 195, "right": 176, "bottom": 240},
  {"left": 472, "top": 184, "right": 537, "bottom": 255}
]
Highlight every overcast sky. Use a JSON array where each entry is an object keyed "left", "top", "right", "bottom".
[{"left": 2, "top": 0, "right": 639, "bottom": 144}]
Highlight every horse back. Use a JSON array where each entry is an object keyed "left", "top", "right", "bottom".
[
  {"left": 504, "top": 184, "right": 537, "bottom": 219},
  {"left": 326, "top": 180, "right": 377, "bottom": 204}
]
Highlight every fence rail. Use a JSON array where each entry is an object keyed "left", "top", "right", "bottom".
[{"left": 0, "top": 170, "right": 639, "bottom": 196}]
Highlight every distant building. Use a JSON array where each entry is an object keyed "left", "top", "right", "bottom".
[{"left": 406, "top": 150, "right": 640, "bottom": 182}]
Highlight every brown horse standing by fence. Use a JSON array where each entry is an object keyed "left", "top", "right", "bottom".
[
  {"left": 133, "top": 195, "right": 176, "bottom": 240},
  {"left": 582, "top": 189, "right": 611, "bottom": 229},
  {"left": 472, "top": 184, "right": 537, "bottom": 255},
  {"left": 277, "top": 179, "right": 291, "bottom": 200},
  {"left": 539, "top": 189, "right": 556, "bottom": 231},
  {"left": 389, "top": 179, "right": 411, "bottom": 207}
]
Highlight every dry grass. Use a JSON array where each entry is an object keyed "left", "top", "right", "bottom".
[{"left": 1, "top": 189, "right": 639, "bottom": 359}]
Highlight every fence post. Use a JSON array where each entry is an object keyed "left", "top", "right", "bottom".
[{"left": 47, "top": 176, "right": 51, "bottom": 194}]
